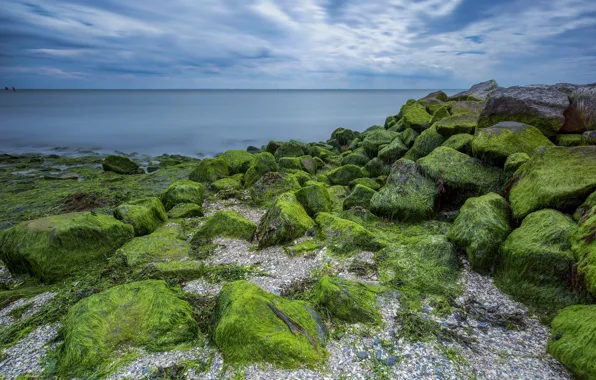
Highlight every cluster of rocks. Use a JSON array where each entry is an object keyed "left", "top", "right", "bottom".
[{"left": 0, "top": 80, "right": 595, "bottom": 379}]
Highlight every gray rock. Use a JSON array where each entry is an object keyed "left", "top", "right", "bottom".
[
  {"left": 385, "top": 356, "right": 398, "bottom": 366},
  {"left": 449, "top": 80, "right": 499, "bottom": 101},
  {"left": 583, "top": 130, "right": 596, "bottom": 145},
  {"left": 478, "top": 85, "right": 569, "bottom": 137},
  {"left": 357, "top": 351, "right": 369, "bottom": 359},
  {"left": 562, "top": 85, "right": 596, "bottom": 132},
  {"left": 422, "top": 90, "right": 448, "bottom": 102}
]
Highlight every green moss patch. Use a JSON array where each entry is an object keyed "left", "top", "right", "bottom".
[
  {"left": 250, "top": 172, "right": 301, "bottom": 207},
  {"left": 343, "top": 184, "right": 376, "bottom": 210},
  {"left": 556, "top": 134, "right": 583, "bottom": 147},
  {"left": 283, "top": 240, "right": 322, "bottom": 256},
  {"left": 295, "top": 183, "right": 332, "bottom": 216},
  {"left": 191, "top": 210, "right": 257, "bottom": 247},
  {"left": 326, "top": 165, "right": 364, "bottom": 186},
  {"left": 504, "top": 153, "right": 530, "bottom": 173},
  {"left": 160, "top": 180, "right": 205, "bottom": 211},
  {"left": 400, "top": 128, "right": 419, "bottom": 148},
  {"left": 274, "top": 141, "right": 306, "bottom": 160},
  {"left": 315, "top": 212, "right": 384, "bottom": 255},
  {"left": 349, "top": 177, "right": 380, "bottom": 191},
  {"left": 573, "top": 211, "right": 596, "bottom": 296},
  {"left": 167, "top": 203, "right": 204, "bottom": 219},
  {"left": 102, "top": 155, "right": 140, "bottom": 175},
  {"left": 219, "top": 150, "right": 256, "bottom": 174},
  {"left": 362, "top": 129, "right": 399, "bottom": 157},
  {"left": 435, "top": 115, "right": 477, "bottom": 137},
  {"left": 116, "top": 225, "right": 190, "bottom": 267},
  {"left": 378, "top": 137, "right": 408, "bottom": 163},
  {"left": 189, "top": 158, "right": 229, "bottom": 184},
  {"left": 403, "top": 125, "right": 446, "bottom": 161},
  {"left": 400, "top": 100, "right": 432, "bottom": 132},
  {"left": 114, "top": 197, "right": 168, "bottom": 236}
]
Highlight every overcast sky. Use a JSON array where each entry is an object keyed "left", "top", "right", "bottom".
[{"left": 2, "top": 0, "right": 596, "bottom": 89}]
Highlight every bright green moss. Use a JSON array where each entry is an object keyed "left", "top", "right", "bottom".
[
  {"left": 400, "top": 128, "right": 419, "bottom": 148},
  {"left": 378, "top": 137, "right": 408, "bottom": 163},
  {"left": 573, "top": 212, "right": 596, "bottom": 296},
  {"left": 211, "top": 175, "right": 243, "bottom": 192},
  {"left": 279, "top": 157, "right": 303, "bottom": 172},
  {"left": 256, "top": 192, "right": 315, "bottom": 248},
  {"left": 400, "top": 100, "right": 432, "bottom": 132},
  {"left": 472, "top": 122, "right": 554, "bottom": 166},
  {"left": 370, "top": 159, "right": 437, "bottom": 221},
  {"left": 343, "top": 184, "right": 376, "bottom": 210},
  {"left": 435, "top": 115, "right": 477, "bottom": 137},
  {"left": 114, "top": 197, "right": 168, "bottom": 236},
  {"left": 441, "top": 133, "right": 473, "bottom": 154},
  {"left": 244, "top": 166, "right": 261, "bottom": 188},
  {"left": 167, "top": 203, "right": 204, "bottom": 219},
  {"left": 293, "top": 170, "right": 312, "bottom": 186},
  {"left": 449, "top": 101, "right": 484, "bottom": 117},
  {"left": 341, "top": 151, "right": 369, "bottom": 167},
  {"left": 219, "top": 150, "right": 257, "bottom": 174},
  {"left": 310, "top": 276, "right": 382, "bottom": 323},
  {"left": 331, "top": 128, "right": 357, "bottom": 146},
  {"left": 250, "top": 172, "right": 301, "bottom": 207},
  {"left": 349, "top": 177, "right": 380, "bottom": 190},
  {"left": 295, "top": 183, "right": 332, "bottom": 216},
  {"left": 448, "top": 193, "right": 510, "bottom": 273},
  {"left": 102, "top": 155, "right": 140, "bottom": 175},
  {"left": 556, "top": 134, "right": 583, "bottom": 147},
  {"left": 430, "top": 106, "right": 450, "bottom": 124},
  {"left": 326, "top": 165, "right": 364, "bottom": 186},
  {"left": 283, "top": 240, "right": 322, "bottom": 256},
  {"left": 274, "top": 141, "right": 306, "bottom": 160},
  {"left": 574, "top": 191, "right": 596, "bottom": 221},
  {"left": 509, "top": 146, "right": 596, "bottom": 219},
  {"left": 315, "top": 212, "right": 384, "bottom": 255},
  {"left": 191, "top": 210, "right": 257, "bottom": 247},
  {"left": 387, "top": 119, "right": 406, "bottom": 133},
  {"left": 0, "top": 212, "right": 134, "bottom": 283},
  {"left": 403, "top": 125, "right": 446, "bottom": 161},
  {"left": 254, "top": 152, "right": 278, "bottom": 173},
  {"left": 189, "top": 158, "right": 229, "bottom": 184},
  {"left": 214, "top": 281, "right": 327, "bottom": 368},
  {"left": 548, "top": 305, "right": 596, "bottom": 379},
  {"left": 504, "top": 153, "right": 530, "bottom": 173},
  {"left": 160, "top": 180, "right": 205, "bottom": 211},
  {"left": 362, "top": 129, "right": 399, "bottom": 157},
  {"left": 364, "top": 157, "right": 390, "bottom": 177},
  {"left": 299, "top": 155, "right": 317, "bottom": 174},
  {"left": 115, "top": 225, "right": 190, "bottom": 267},
  {"left": 341, "top": 207, "right": 380, "bottom": 224},
  {"left": 140, "top": 260, "right": 204, "bottom": 282},
  {"left": 58, "top": 280, "right": 199, "bottom": 377}
]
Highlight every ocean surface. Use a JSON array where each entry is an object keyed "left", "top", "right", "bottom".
[{"left": 0, "top": 90, "right": 460, "bottom": 157}]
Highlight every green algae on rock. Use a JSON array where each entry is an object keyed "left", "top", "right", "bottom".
[
  {"left": 363, "top": 157, "right": 391, "bottom": 177},
  {"left": 361, "top": 128, "right": 399, "bottom": 157},
  {"left": 310, "top": 276, "right": 382, "bottom": 323},
  {"left": 211, "top": 174, "right": 244, "bottom": 192},
  {"left": 283, "top": 240, "right": 322, "bottom": 256},
  {"left": 377, "top": 137, "right": 408, "bottom": 163},
  {"left": 343, "top": 184, "right": 376, "bottom": 211},
  {"left": 114, "top": 197, "right": 168, "bottom": 236},
  {"left": 556, "top": 134, "right": 583, "bottom": 147},
  {"left": 548, "top": 305, "right": 596, "bottom": 379},
  {"left": 315, "top": 212, "right": 384, "bottom": 255},
  {"left": 508, "top": 146, "right": 596, "bottom": 220},
  {"left": 349, "top": 177, "right": 380, "bottom": 191},
  {"left": 191, "top": 210, "right": 257, "bottom": 246},
  {"left": 341, "top": 150, "right": 370, "bottom": 167},
  {"left": 441, "top": 133, "right": 474, "bottom": 155},
  {"left": 326, "top": 164, "right": 364, "bottom": 186},
  {"left": 400, "top": 127, "right": 420, "bottom": 148},
  {"left": 574, "top": 191, "right": 596, "bottom": 221},
  {"left": 403, "top": 125, "right": 446, "bottom": 161},
  {"left": 430, "top": 105, "right": 451, "bottom": 125},
  {"left": 256, "top": 192, "right": 315, "bottom": 248},
  {"left": 471, "top": 122, "right": 554, "bottom": 166},
  {"left": 573, "top": 211, "right": 596, "bottom": 296},
  {"left": 160, "top": 180, "right": 205, "bottom": 211},
  {"left": 0, "top": 212, "right": 134, "bottom": 283},
  {"left": 219, "top": 150, "right": 256, "bottom": 174},
  {"left": 250, "top": 172, "right": 301, "bottom": 206},
  {"left": 331, "top": 128, "right": 357, "bottom": 146},
  {"left": 274, "top": 141, "right": 306, "bottom": 160},
  {"left": 435, "top": 115, "right": 477, "bottom": 137},
  {"left": 214, "top": 280, "right": 327, "bottom": 368},
  {"left": 189, "top": 158, "right": 229, "bottom": 184},
  {"left": 167, "top": 203, "right": 204, "bottom": 219},
  {"left": 295, "top": 183, "right": 332, "bottom": 216},
  {"left": 279, "top": 157, "right": 304, "bottom": 172},
  {"left": 504, "top": 153, "right": 530, "bottom": 173},
  {"left": 102, "top": 155, "right": 141, "bottom": 175},
  {"left": 58, "top": 280, "right": 199, "bottom": 377},
  {"left": 115, "top": 225, "right": 190, "bottom": 268},
  {"left": 400, "top": 99, "right": 432, "bottom": 132},
  {"left": 448, "top": 193, "right": 510, "bottom": 273}
]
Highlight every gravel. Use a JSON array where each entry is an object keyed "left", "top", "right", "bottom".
[{"left": 0, "top": 292, "right": 58, "bottom": 327}]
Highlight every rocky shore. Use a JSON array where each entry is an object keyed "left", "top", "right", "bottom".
[{"left": 0, "top": 80, "right": 595, "bottom": 379}]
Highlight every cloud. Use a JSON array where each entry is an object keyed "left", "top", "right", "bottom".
[{"left": 1, "top": 0, "right": 595, "bottom": 88}]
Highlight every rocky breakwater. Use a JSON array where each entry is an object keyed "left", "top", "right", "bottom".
[{"left": 0, "top": 80, "right": 595, "bottom": 379}]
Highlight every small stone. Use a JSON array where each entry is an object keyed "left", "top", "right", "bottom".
[
  {"left": 357, "top": 351, "right": 369, "bottom": 359},
  {"left": 385, "top": 356, "right": 398, "bottom": 366}
]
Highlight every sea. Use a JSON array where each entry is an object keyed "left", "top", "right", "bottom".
[{"left": 0, "top": 90, "right": 460, "bottom": 157}]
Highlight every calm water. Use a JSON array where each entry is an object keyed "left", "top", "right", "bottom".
[{"left": 0, "top": 90, "right": 459, "bottom": 157}]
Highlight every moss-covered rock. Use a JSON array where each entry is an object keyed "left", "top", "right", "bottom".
[
  {"left": 508, "top": 146, "right": 596, "bottom": 219},
  {"left": 573, "top": 211, "right": 596, "bottom": 296},
  {"left": 275, "top": 141, "right": 305, "bottom": 160},
  {"left": 448, "top": 193, "right": 510, "bottom": 273},
  {"left": 400, "top": 100, "right": 432, "bottom": 132},
  {"left": 556, "top": 134, "right": 583, "bottom": 147},
  {"left": 341, "top": 151, "right": 369, "bottom": 167},
  {"left": 332, "top": 128, "right": 357, "bottom": 146},
  {"left": 315, "top": 212, "right": 384, "bottom": 255},
  {"left": 167, "top": 203, "right": 204, "bottom": 219},
  {"left": 293, "top": 170, "right": 312, "bottom": 186},
  {"left": 582, "top": 130, "right": 596, "bottom": 145},
  {"left": 214, "top": 281, "right": 326, "bottom": 368},
  {"left": 266, "top": 141, "right": 283, "bottom": 155},
  {"left": 211, "top": 174, "right": 243, "bottom": 192},
  {"left": 102, "top": 155, "right": 141, "bottom": 175},
  {"left": 349, "top": 177, "right": 380, "bottom": 191},
  {"left": 450, "top": 101, "right": 485, "bottom": 117},
  {"left": 362, "top": 129, "right": 398, "bottom": 157},
  {"left": 311, "top": 276, "right": 382, "bottom": 323},
  {"left": 116, "top": 225, "right": 190, "bottom": 267},
  {"left": 370, "top": 159, "right": 437, "bottom": 221},
  {"left": 441, "top": 133, "right": 473, "bottom": 154},
  {"left": 364, "top": 157, "right": 390, "bottom": 177},
  {"left": 378, "top": 137, "right": 408, "bottom": 163},
  {"left": 504, "top": 153, "right": 530, "bottom": 173},
  {"left": 58, "top": 280, "right": 199, "bottom": 377},
  {"left": 471, "top": 122, "right": 555, "bottom": 166},
  {"left": 161, "top": 180, "right": 205, "bottom": 211},
  {"left": 295, "top": 183, "right": 332, "bottom": 216},
  {"left": 548, "top": 305, "right": 596, "bottom": 379},
  {"left": 400, "top": 128, "right": 419, "bottom": 148},
  {"left": 256, "top": 192, "right": 315, "bottom": 248},
  {"left": 0, "top": 212, "right": 134, "bottom": 283},
  {"left": 189, "top": 158, "right": 229, "bottom": 184},
  {"left": 326, "top": 164, "right": 364, "bottom": 186},
  {"left": 430, "top": 105, "right": 451, "bottom": 124},
  {"left": 299, "top": 155, "right": 317, "bottom": 174},
  {"left": 449, "top": 80, "right": 499, "bottom": 101},
  {"left": 403, "top": 125, "right": 446, "bottom": 161},
  {"left": 114, "top": 197, "right": 168, "bottom": 236},
  {"left": 254, "top": 152, "right": 278, "bottom": 173},
  {"left": 219, "top": 150, "right": 256, "bottom": 174},
  {"left": 283, "top": 240, "right": 322, "bottom": 256},
  {"left": 191, "top": 210, "right": 257, "bottom": 246},
  {"left": 279, "top": 157, "right": 303, "bottom": 172},
  {"left": 574, "top": 191, "right": 596, "bottom": 221},
  {"left": 435, "top": 115, "right": 477, "bottom": 137},
  {"left": 343, "top": 184, "right": 376, "bottom": 210},
  {"left": 250, "top": 172, "right": 301, "bottom": 206},
  {"left": 417, "top": 147, "right": 503, "bottom": 209}
]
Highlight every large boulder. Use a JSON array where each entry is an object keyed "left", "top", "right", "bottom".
[
  {"left": 573, "top": 211, "right": 596, "bottom": 296},
  {"left": 102, "top": 155, "right": 141, "bottom": 175},
  {"left": 548, "top": 305, "right": 596, "bottom": 379},
  {"left": 343, "top": 184, "right": 376, "bottom": 210},
  {"left": 435, "top": 115, "right": 477, "bottom": 137},
  {"left": 250, "top": 172, "right": 301, "bottom": 206},
  {"left": 377, "top": 137, "right": 408, "bottom": 163},
  {"left": 508, "top": 146, "right": 596, "bottom": 219},
  {"left": 471, "top": 122, "right": 555, "bottom": 166},
  {"left": 191, "top": 210, "right": 257, "bottom": 246},
  {"left": 403, "top": 125, "right": 446, "bottom": 161},
  {"left": 562, "top": 85, "right": 596, "bottom": 133},
  {"left": 114, "top": 197, "right": 168, "bottom": 236},
  {"left": 417, "top": 147, "right": 503, "bottom": 210},
  {"left": 274, "top": 141, "right": 306, "bottom": 160},
  {"left": 0, "top": 212, "right": 134, "bottom": 283},
  {"left": 219, "top": 150, "right": 256, "bottom": 174},
  {"left": 115, "top": 225, "right": 190, "bottom": 267},
  {"left": 295, "top": 183, "right": 332, "bottom": 216},
  {"left": 362, "top": 129, "right": 398, "bottom": 157},
  {"left": 422, "top": 90, "right": 448, "bottom": 102},
  {"left": 315, "top": 212, "right": 384, "bottom": 255},
  {"left": 326, "top": 165, "right": 364, "bottom": 186},
  {"left": 448, "top": 80, "right": 499, "bottom": 101},
  {"left": 448, "top": 193, "right": 510, "bottom": 273},
  {"left": 256, "top": 192, "right": 315, "bottom": 248},
  {"left": 364, "top": 157, "right": 391, "bottom": 177},
  {"left": 477, "top": 85, "right": 569, "bottom": 137},
  {"left": 504, "top": 153, "right": 530, "bottom": 173},
  {"left": 331, "top": 128, "right": 357, "bottom": 146},
  {"left": 58, "top": 280, "right": 198, "bottom": 377},
  {"left": 189, "top": 158, "right": 229, "bottom": 183},
  {"left": 370, "top": 159, "right": 437, "bottom": 221},
  {"left": 167, "top": 203, "right": 204, "bottom": 219},
  {"left": 214, "top": 281, "right": 326, "bottom": 368},
  {"left": 441, "top": 134, "right": 473, "bottom": 155},
  {"left": 400, "top": 128, "right": 419, "bottom": 148},
  {"left": 160, "top": 180, "right": 205, "bottom": 211},
  {"left": 449, "top": 101, "right": 485, "bottom": 117},
  {"left": 400, "top": 100, "right": 432, "bottom": 132}
]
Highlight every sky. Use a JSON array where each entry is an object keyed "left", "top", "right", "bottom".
[{"left": 1, "top": 0, "right": 596, "bottom": 89}]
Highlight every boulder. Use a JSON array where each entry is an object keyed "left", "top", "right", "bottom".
[
  {"left": 562, "top": 85, "right": 596, "bottom": 133},
  {"left": 504, "top": 153, "right": 530, "bottom": 173},
  {"left": 114, "top": 197, "right": 168, "bottom": 236},
  {"left": 256, "top": 192, "right": 315, "bottom": 248},
  {"left": 448, "top": 193, "right": 511, "bottom": 273},
  {"left": 250, "top": 172, "right": 301, "bottom": 206},
  {"left": 167, "top": 203, "right": 204, "bottom": 219},
  {"left": 315, "top": 213, "right": 384, "bottom": 255},
  {"left": 278, "top": 157, "right": 303, "bottom": 172},
  {"left": 449, "top": 101, "right": 485, "bottom": 117},
  {"left": 161, "top": 180, "right": 205, "bottom": 211},
  {"left": 419, "top": 98, "right": 445, "bottom": 115},
  {"left": 574, "top": 191, "right": 596, "bottom": 222},
  {"left": 191, "top": 210, "right": 257, "bottom": 246},
  {"left": 422, "top": 90, "right": 449, "bottom": 102},
  {"left": 430, "top": 106, "right": 451, "bottom": 124},
  {"left": 441, "top": 134, "right": 473, "bottom": 155},
  {"left": 583, "top": 131, "right": 596, "bottom": 145},
  {"left": 219, "top": 150, "right": 256, "bottom": 174},
  {"left": 299, "top": 155, "right": 317, "bottom": 174},
  {"left": 189, "top": 158, "right": 229, "bottom": 184},
  {"left": 214, "top": 281, "right": 326, "bottom": 368},
  {"left": 448, "top": 80, "right": 499, "bottom": 101},
  {"left": 403, "top": 125, "right": 446, "bottom": 161},
  {"left": 211, "top": 174, "right": 243, "bottom": 192},
  {"left": 326, "top": 165, "right": 364, "bottom": 186},
  {"left": 362, "top": 129, "right": 399, "bottom": 157},
  {"left": 102, "top": 155, "right": 141, "bottom": 175},
  {"left": 275, "top": 141, "right": 306, "bottom": 160},
  {"left": 556, "top": 134, "right": 583, "bottom": 147},
  {"left": 573, "top": 211, "right": 596, "bottom": 296},
  {"left": 295, "top": 183, "right": 332, "bottom": 216},
  {"left": 0, "top": 212, "right": 134, "bottom": 283},
  {"left": 343, "top": 184, "right": 376, "bottom": 210},
  {"left": 341, "top": 150, "right": 370, "bottom": 167},
  {"left": 377, "top": 137, "right": 408, "bottom": 163},
  {"left": 349, "top": 177, "right": 381, "bottom": 191},
  {"left": 115, "top": 225, "right": 190, "bottom": 267},
  {"left": 477, "top": 85, "right": 569, "bottom": 137},
  {"left": 364, "top": 157, "right": 391, "bottom": 177},
  {"left": 471, "top": 122, "right": 555, "bottom": 166},
  {"left": 400, "top": 128, "right": 419, "bottom": 148},
  {"left": 435, "top": 115, "right": 477, "bottom": 137},
  {"left": 370, "top": 159, "right": 437, "bottom": 221},
  {"left": 400, "top": 100, "right": 432, "bottom": 132},
  {"left": 508, "top": 146, "right": 596, "bottom": 219},
  {"left": 331, "top": 128, "right": 357, "bottom": 146},
  {"left": 58, "top": 280, "right": 198, "bottom": 377}
]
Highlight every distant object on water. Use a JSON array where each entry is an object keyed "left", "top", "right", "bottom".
[
  {"left": 4, "top": 87, "right": 16, "bottom": 91},
  {"left": 4, "top": 87, "right": 7, "bottom": 91}
]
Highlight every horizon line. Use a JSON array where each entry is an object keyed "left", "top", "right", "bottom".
[{"left": 3, "top": 88, "right": 466, "bottom": 91}]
